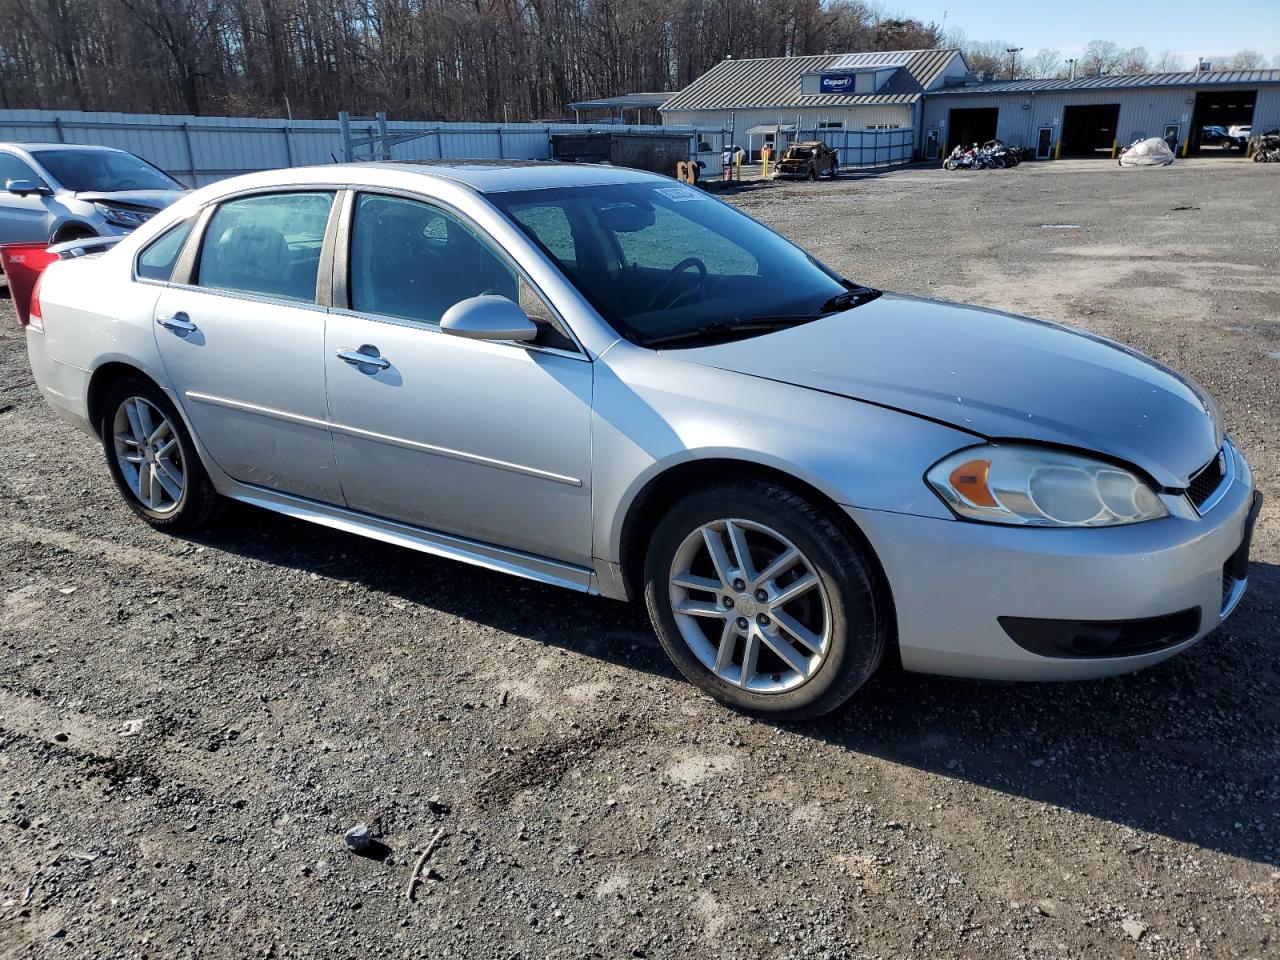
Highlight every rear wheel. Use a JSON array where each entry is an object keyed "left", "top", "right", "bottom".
[
  {"left": 644, "top": 480, "right": 887, "bottom": 719},
  {"left": 99, "top": 377, "right": 223, "bottom": 532}
]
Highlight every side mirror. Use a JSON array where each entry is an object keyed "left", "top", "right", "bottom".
[
  {"left": 5, "top": 179, "right": 48, "bottom": 197},
  {"left": 440, "top": 295, "right": 537, "bottom": 342}
]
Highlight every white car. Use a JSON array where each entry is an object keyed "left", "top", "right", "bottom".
[{"left": 16, "top": 161, "right": 1260, "bottom": 719}]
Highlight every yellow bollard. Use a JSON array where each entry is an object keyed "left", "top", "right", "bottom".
[{"left": 1111, "top": 139, "right": 1117, "bottom": 159}]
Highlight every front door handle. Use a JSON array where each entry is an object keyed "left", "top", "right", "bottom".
[
  {"left": 336, "top": 347, "right": 391, "bottom": 370},
  {"left": 157, "top": 311, "right": 197, "bottom": 334}
]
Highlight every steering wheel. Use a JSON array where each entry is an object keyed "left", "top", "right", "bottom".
[{"left": 647, "top": 257, "right": 708, "bottom": 312}]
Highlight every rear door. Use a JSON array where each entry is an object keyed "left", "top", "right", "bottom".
[{"left": 151, "top": 189, "right": 344, "bottom": 504}]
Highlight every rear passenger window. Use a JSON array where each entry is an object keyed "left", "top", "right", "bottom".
[
  {"left": 136, "top": 219, "right": 193, "bottom": 281},
  {"left": 197, "top": 192, "right": 333, "bottom": 302}
]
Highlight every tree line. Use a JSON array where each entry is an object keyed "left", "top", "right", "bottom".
[{"left": 1, "top": 1, "right": 1276, "bottom": 121}]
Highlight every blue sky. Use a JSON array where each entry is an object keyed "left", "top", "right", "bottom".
[{"left": 894, "top": 1, "right": 1280, "bottom": 61}]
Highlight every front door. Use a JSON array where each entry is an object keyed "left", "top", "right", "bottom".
[
  {"left": 0, "top": 151, "right": 53, "bottom": 244},
  {"left": 1036, "top": 127, "right": 1054, "bottom": 160},
  {"left": 153, "top": 190, "right": 343, "bottom": 504},
  {"left": 324, "top": 192, "right": 594, "bottom": 565}
]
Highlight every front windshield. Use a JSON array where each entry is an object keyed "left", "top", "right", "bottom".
[
  {"left": 33, "top": 149, "right": 182, "bottom": 193},
  {"left": 489, "top": 181, "right": 853, "bottom": 346}
]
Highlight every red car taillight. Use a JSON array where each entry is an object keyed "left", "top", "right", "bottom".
[{"left": 28, "top": 272, "right": 45, "bottom": 331}]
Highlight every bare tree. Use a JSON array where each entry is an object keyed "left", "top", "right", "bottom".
[
  {"left": 1152, "top": 50, "right": 1186, "bottom": 72},
  {"left": 1219, "top": 49, "right": 1266, "bottom": 69},
  {"left": 1023, "top": 47, "right": 1064, "bottom": 79},
  {"left": 114, "top": 0, "right": 225, "bottom": 114},
  {"left": 1081, "top": 39, "right": 1124, "bottom": 76}
]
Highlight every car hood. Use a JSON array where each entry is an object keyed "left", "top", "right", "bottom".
[
  {"left": 72, "top": 189, "right": 185, "bottom": 210},
  {"left": 670, "top": 293, "right": 1221, "bottom": 488}
]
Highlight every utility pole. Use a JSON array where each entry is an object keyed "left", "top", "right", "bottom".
[
  {"left": 1006, "top": 47, "right": 1023, "bottom": 81},
  {"left": 1066, "top": 58, "right": 1077, "bottom": 81}
]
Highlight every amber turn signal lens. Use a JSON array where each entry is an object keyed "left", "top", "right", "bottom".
[{"left": 949, "top": 458, "right": 997, "bottom": 507}]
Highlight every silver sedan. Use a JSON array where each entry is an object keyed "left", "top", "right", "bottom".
[{"left": 21, "top": 161, "right": 1260, "bottom": 718}]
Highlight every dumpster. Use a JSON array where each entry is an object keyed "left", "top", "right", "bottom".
[
  {"left": 1, "top": 242, "right": 59, "bottom": 327},
  {"left": 550, "top": 131, "right": 694, "bottom": 177}
]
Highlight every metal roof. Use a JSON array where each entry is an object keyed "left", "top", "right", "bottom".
[
  {"left": 567, "top": 92, "right": 675, "bottom": 110},
  {"left": 828, "top": 51, "right": 915, "bottom": 70},
  {"left": 661, "top": 48, "right": 961, "bottom": 111},
  {"left": 932, "top": 69, "right": 1280, "bottom": 97}
]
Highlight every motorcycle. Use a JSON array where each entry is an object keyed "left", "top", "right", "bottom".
[
  {"left": 943, "top": 144, "right": 985, "bottom": 170},
  {"left": 1250, "top": 131, "right": 1280, "bottom": 162}
]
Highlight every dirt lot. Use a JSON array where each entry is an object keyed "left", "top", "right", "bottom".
[{"left": 1, "top": 157, "right": 1278, "bottom": 959}]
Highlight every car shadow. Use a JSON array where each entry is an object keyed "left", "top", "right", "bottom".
[{"left": 189, "top": 504, "right": 1279, "bottom": 866}]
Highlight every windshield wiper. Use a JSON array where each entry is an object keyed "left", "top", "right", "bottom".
[
  {"left": 642, "top": 285, "right": 881, "bottom": 348},
  {"left": 643, "top": 316, "right": 816, "bottom": 347},
  {"left": 819, "top": 284, "right": 881, "bottom": 313}
]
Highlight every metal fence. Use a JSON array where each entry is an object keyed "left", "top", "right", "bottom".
[
  {"left": 0, "top": 108, "right": 730, "bottom": 185},
  {"left": 797, "top": 128, "right": 915, "bottom": 169}
]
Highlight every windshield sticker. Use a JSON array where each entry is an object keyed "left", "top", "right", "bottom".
[{"left": 655, "top": 185, "right": 703, "bottom": 203}]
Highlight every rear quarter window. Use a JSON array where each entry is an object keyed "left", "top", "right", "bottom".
[{"left": 136, "top": 219, "right": 194, "bottom": 282}]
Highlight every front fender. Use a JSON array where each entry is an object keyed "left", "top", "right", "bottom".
[{"left": 591, "top": 343, "right": 977, "bottom": 565}]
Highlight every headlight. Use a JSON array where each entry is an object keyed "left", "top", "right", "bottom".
[
  {"left": 926, "top": 444, "right": 1168, "bottom": 527},
  {"left": 93, "top": 202, "right": 153, "bottom": 228}
]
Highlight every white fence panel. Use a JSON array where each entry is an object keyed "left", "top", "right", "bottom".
[
  {"left": 0, "top": 109, "right": 727, "bottom": 185},
  {"left": 797, "top": 128, "right": 915, "bottom": 169}
]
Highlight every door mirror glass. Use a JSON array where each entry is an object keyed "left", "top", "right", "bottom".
[
  {"left": 5, "top": 179, "right": 46, "bottom": 196},
  {"left": 440, "top": 295, "right": 537, "bottom": 342}
]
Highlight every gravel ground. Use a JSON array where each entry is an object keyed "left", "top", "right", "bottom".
[{"left": 1, "top": 157, "right": 1278, "bottom": 959}]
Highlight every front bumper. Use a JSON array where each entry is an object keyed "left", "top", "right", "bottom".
[{"left": 849, "top": 442, "right": 1258, "bottom": 681}]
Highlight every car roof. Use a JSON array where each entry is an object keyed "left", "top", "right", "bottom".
[
  {"left": 1, "top": 142, "right": 127, "bottom": 154},
  {"left": 355, "top": 159, "right": 668, "bottom": 193}
]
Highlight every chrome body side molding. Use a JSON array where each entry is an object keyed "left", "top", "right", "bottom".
[{"left": 226, "top": 481, "right": 597, "bottom": 594}]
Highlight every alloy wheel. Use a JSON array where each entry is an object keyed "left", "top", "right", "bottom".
[
  {"left": 112, "top": 396, "right": 186, "bottom": 513},
  {"left": 668, "top": 518, "right": 832, "bottom": 694}
]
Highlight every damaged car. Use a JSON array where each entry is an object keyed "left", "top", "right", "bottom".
[{"left": 773, "top": 141, "right": 839, "bottom": 180}]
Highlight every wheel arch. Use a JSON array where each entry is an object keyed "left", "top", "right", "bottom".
[
  {"left": 86, "top": 361, "right": 157, "bottom": 437},
  {"left": 615, "top": 457, "right": 897, "bottom": 651},
  {"left": 50, "top": 220, "right": 97, "bottom": 244}
]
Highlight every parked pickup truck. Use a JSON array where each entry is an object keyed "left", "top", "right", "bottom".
[{"left": 773, "top": 141, "right": 839, "bottom": 180}]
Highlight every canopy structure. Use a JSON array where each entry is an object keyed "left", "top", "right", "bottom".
[{"left": 567, "top": 93, "right": 674, "bottom": 124}]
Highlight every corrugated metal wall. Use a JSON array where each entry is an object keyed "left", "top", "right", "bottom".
[
  {"left": 922, "top": 84, "right": 1280, "bottom": 156},
  {"left": 663, "top": 105, "right": 915, "bottom": 136},
  {"left": 0, "top": 109, "right": 732, "bottom": 184}
]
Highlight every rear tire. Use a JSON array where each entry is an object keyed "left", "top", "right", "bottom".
[
  {"left": 643, "top": 480, "right": 887, "bottom": 720},
  {"left": 99, "top": 376, "right": 224, "bottom": 533}
]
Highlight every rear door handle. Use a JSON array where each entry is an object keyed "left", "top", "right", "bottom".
[
  {"left": 336, "top": 347, "right": 391, "bottom": 370},
  {"left": 157, "top": 312, "right": 197, "bottom": 334}
]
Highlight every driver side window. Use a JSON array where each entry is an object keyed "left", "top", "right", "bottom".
[
  {"left": 0, "top": 152, "right": 40, "bottom": 187},
  {"left": 348, "top": 193, "right": 574, "bottom": 349}
]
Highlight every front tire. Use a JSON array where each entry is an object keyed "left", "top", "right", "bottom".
[
  {"left": 643, "top": 480, "right": 886, "bottom": 720},
  {"left": 100, "top": 376, "right": 223, "bottom": 532}
]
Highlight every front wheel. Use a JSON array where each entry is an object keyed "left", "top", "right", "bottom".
[
  {"left": 644, "top": 480, "right": 887, "bottom": 720},
  {"left": 100, "top": 376, "right": 224, "bottom": 532}
]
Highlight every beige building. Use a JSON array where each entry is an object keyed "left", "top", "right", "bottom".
[{"left": 660, "top": 49, "right": 969, "bottom": 159}]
